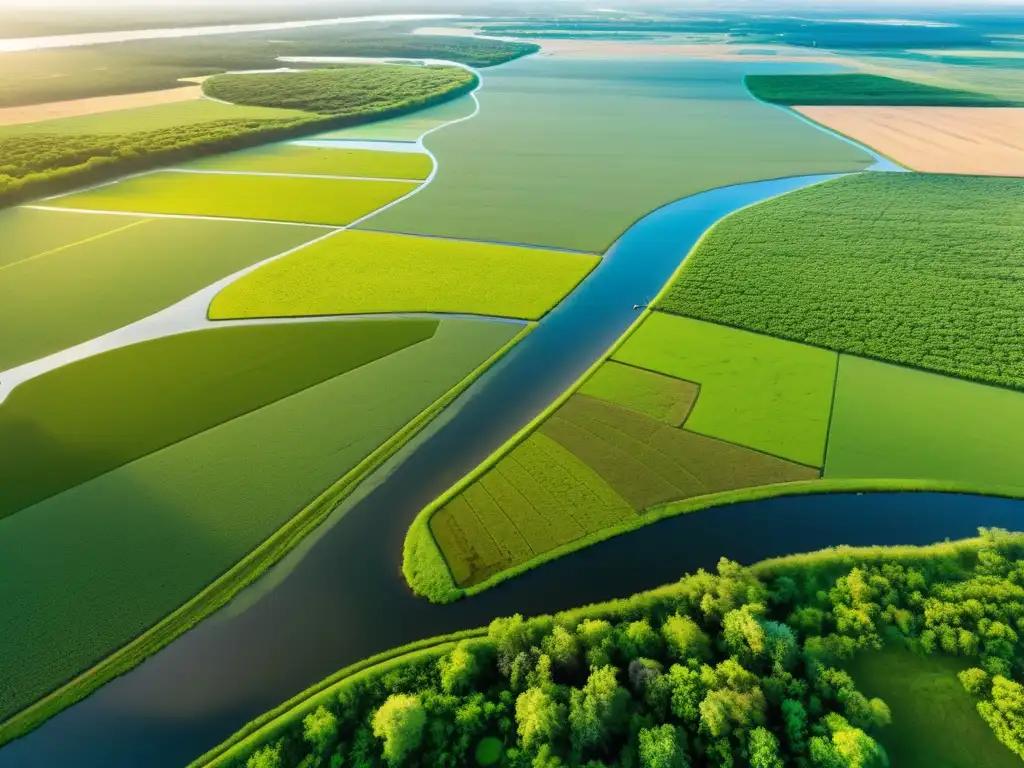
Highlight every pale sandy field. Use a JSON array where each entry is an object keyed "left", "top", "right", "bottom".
[
  {"left": 0, "top": 85, "right": 202, "bottom": 127},
  {"left": 796, "top": 105, "right": 1024, "bottom": 176}
]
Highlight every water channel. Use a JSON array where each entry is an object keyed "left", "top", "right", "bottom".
[{"left": 3, "top": 172, "right": 1021, "bottom": 766}]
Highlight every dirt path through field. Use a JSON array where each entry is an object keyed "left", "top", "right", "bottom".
[
  {"left": 0, "top": 85, "right": 202, "bottom": 127},
  {"left": 796, "top": 105, "right": 1024, "bottom": 176}
]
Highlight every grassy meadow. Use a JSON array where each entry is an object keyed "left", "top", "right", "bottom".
[
  {"left": 746, "top": 73, "right": 1020, "bottom": 106},
  {"left": 613, "top": 313, "right": 836, "bottom": 466},
  {"left": 46, "top": 171, "right": 419, "bottom": 225},
  {"left": 429, "top": 320, "right": 821, "bottom": 588},
  {"left": 0, "top": 321, "right": 435, "bottom": 518},
  {"left": 579, "top": 361, "right": 699, "bottom": 426},
  {"left": 658, "top": 173, "right": 1024, "bottom": 390},
  {"left": 0, "top": 210, "right": 322, "bottom": 370},
  {"left": 850, "top": 647, "right": 1021, "bottom": 768},
  {"left": 210, "top": 230, "right": 600, "bottom": 321},
  {"left": 315, "top": 95, "right": 477, "bottom": 141},
  {"left": 825, "top": 355, "right": 1024, "bottom": 490},
  {"left": 186, "top": 144, "right": 433, "bottom": 180},
  {"left": 365, "top": 57, "right": 873, "bottom": 252},
  {"left": 0, "top": 319, "right": 518, "bottom": 724}
]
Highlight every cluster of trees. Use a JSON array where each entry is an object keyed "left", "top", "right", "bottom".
[
  {"left": 0, "top": 67, "right": 476, "bottom": 209},
  {"left": 222, "top": 530, "right": 1024, "bottom": 768},
  {"left": 745, "top": 74, "right": 1015, "bottom": 107},
  {"left": 203, "top": 65, "right": 474, "bottom": 116},
  {"left": 659, "top": 172, "right": 1024, "bottom": 391}
]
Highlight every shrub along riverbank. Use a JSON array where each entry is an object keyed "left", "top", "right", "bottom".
[
  {"left": 194, "top": 531, "right": 1024, "bottom": 768},
  {"left": 0, "top": 65, "right": 476, "bottom": 209}
]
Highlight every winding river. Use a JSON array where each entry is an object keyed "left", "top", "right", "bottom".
[{"left": 3, "top": 169, "right": 1022, "bottom": 766}]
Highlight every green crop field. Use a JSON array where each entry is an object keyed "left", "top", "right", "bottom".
[
  {"left": 0, "top": 210, "right": 322, "bottom": 370},
  {"left": 0, "top": 321, "right": 435, "bottom": 519},
  {"left": 46, "top": 171, "right": 419, "bottom": 226},
  {"left": 0, "top": 318, "right": 518, "bottom": 723},
  {"left": 745, "top": 73, "right": 1020, "bottom": 106},
  {"left": 432, "top": 368, "right": 817, "bottom": 587},
  {"left": 659, "top": 174, "right": 1024, "bottom": 390},
  {"left": 850, "top": 648, "right": 1021, "bottom": 768},
  {"left": 185, "top": 144, "right": 433, "bottom": 180},
  {"left": 579, "top": 361, "right": 699, "bottom": 426},
  {"left": 365, "top": 57, "right": 873, "bottom": 252},
  {"left": 613, "top": 313, "right": 836, "bottom": 466},
  {"left": 825, "top": 355, "right": 1024, "bottom": 491},
  {"left": 210, "top": 230, "right": 600, "bottom": 322},
  {"left": 0, "top": 99, "right": 313, "bottom": 138},
  {"left": 314, "top": 95, "right": 477, "bottom": 141}
]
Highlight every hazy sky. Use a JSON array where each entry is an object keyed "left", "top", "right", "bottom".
[{"left": 4, "top": 0, "right": 1024, "bottom": 7}]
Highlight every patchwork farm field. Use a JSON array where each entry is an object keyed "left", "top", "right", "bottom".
[
  {"left": 426, "top": 312, "right": 823, "bottom": 588},
  {"left": 613, "top": 313, "right": 836, "bottom": 466},
  {"left": 0, "top": 209, "right": 322, "bottom": 370},
  {"left": 186, "top": 144, "right": 433, "bottom": 180},
  {"left": 366, "top": 57, "right": 873, "bottom": 252},
  {"left": 210, "top": 230, "right": 600, "bottom": 321},
  {"left": 825, "top": 355, "right": 1024, "bottom": 490},
  {"left": 794, "top": 106, "right": 1024, "bottom": 177},
  {"left": 659, "top": 173, "right": 1024, "bottom": 389},
  {"left": 746, "top": 72, "right": 1019, "bottom": 106},
  {"left": 0, "top": 318, "right": 519, "bottom": 723},
  {"left": 0, "top": 321, "right": 435, "bottom": 519},
  {"left": 45, "top": 170, "right": 419, "bottom": 226},
  {"left": 850, "top": 648, "right": 1021, "bottom": 768}
]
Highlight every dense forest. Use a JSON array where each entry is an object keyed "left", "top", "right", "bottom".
[
  {"left": 0, "top": 66, "right": 475, "bottom": 208},
  {"left": 0, "top": 29, "right": 536, "bottom": 108},
  {"left": 745, "top": 74, "right": 1019, "bottom": 107},
  {"left": 204, "top": 65, "right": 474, "bottom": 115},
  {"left": 205, "top": 531, "right": 1024, "bottom": 768}
]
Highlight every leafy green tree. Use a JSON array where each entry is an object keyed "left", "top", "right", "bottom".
[
  {"left": 977, "top": 675, "right": 1024, "bottom": 758},
  {"left": 781, "top": 698, "right": 809, "bottom": 754},
  {"left": 372, "top": 694, "right": 427, "bottom": 766},
  {"left": 516, "top": 687, "right": 565, "bottom": 751},
  {"left": 809, "top": 714, "right": 888, "bottom": 768},
  {"left": 302, "top": 706, "right": 338, "bottom": 755},
  {"left": 578, "top": 620, "right": 616, "bottom": 669},
  {"left": 666, "top": 664, "right": 706, "bottom": 724},
  {"left": 569, "top": 666, "right": 630, "bottom": 753},
  {"left": 439, "top": 642, "right": 479, "bottom": 694},
  {"left": 246, "top": 743, "right": 282, "bottom": 768},
  {"left": 723, "top": 607, "right": 767, "bottom": 661},
  {"left": 959, "top": 667, "right": 989, "bottom": 696},
  {"left": 490, "top": 615, "right": 533, "bottom": 675},
  {"left": 662, "top": 615, "right": 711, "bottom": 662},
  {"left": 638, "top": 724, "right": 688, "bottom": 768},
  {"left": 622, "top": 619, "right": 662, "bottom": 661},
  {"left": 543, "top": 626, "right": 582, "bottom": 672},
  {"left": 748, "top": 726, "right": 784, "bottom": 768}
]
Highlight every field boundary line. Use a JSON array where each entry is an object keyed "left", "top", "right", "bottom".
[
  {"left": 401, "top": 172, "right": 863, "bottom": 603},
  {"left": 0, "top": 322, "right": 535, "bottom": 750},
  {"left": 24, "top": 205, "right": 339, "bottom": 229},
  {"left": 0, "top": 218, "right": 151, "bottom": 275},
  {"left": 164, "top": 168, "right": 428, "bottom": 183}
]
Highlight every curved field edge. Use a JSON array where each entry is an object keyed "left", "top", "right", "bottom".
[
  {"left": 196, "top": 531, "right": 1021, "bottom": 767},
  {"left": 400, "top": 171, "right": 1024, "bottom": 603},
  {"left": 0, "top": 322, "right": 533, "bottom": 749}
]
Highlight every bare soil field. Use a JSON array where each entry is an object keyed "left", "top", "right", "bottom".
[
  {"left": 0, "top": 85, "right": 201, "bottom": 127},
  {"left": 796, "top": 105, "right": 1024, "bottom": 176}
]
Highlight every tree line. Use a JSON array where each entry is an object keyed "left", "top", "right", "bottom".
[
  {"left": 215, "top": 530, "right": 1024, "bottom": 768},
  {"left": 0, "top": 67, "right": 476, "bottom": 209}
]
